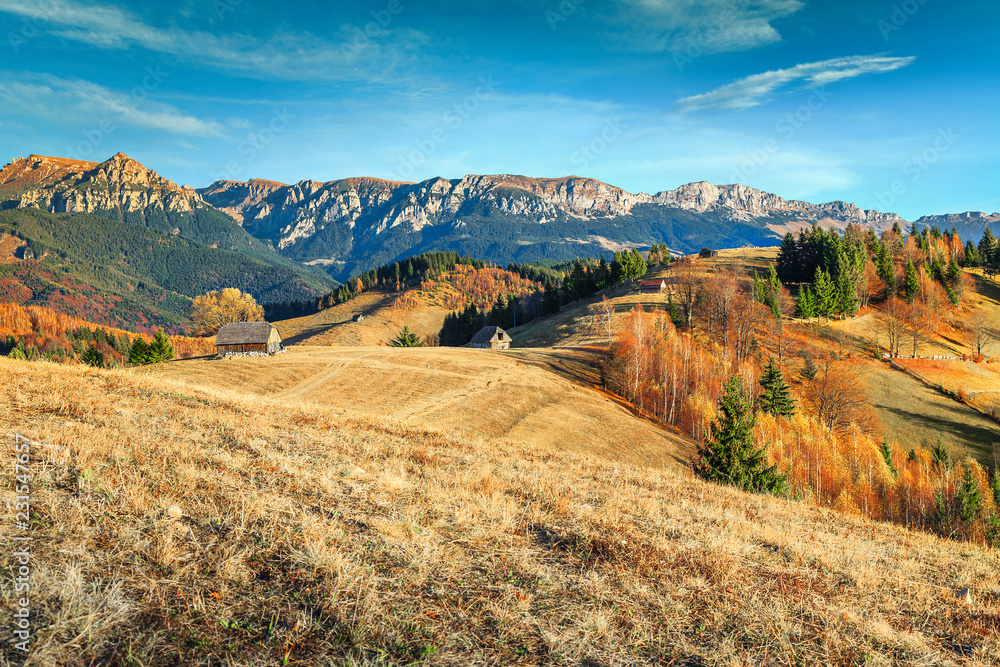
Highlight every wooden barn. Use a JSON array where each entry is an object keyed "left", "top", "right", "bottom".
[
  {"left": 639, "top": 279, "right": 667, "bottom": 294},
  {"left": 470, "top": 325, "right": 510, "bottom": 350},
  {"left": 215, "top": 322, "right": 283, "bottom": 357}
]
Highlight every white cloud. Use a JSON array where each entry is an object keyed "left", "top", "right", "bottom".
[
  {"left": 0, "top": 72, "right": 225, "bottom": 136},
  {"left": 0, "top": 0, "right": 429, "bottom": 82},
  {"left": 675, "top": 55, "right": 917, "bottom": 112},
  {"left": 596, "top": 0, "right": 804, "bottom": 54}
]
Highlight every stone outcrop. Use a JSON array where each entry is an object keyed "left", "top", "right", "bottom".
[{"left": 0, "top": 153, "right": 208, "bottom": 216}]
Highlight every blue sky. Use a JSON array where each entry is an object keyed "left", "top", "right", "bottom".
[{"left": 0, "top": 0, "right": 997, "bottom": 220}]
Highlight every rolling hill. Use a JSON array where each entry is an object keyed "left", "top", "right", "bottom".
[{"left": 5, "top": 349, "right": 1000, "bottom": 665}]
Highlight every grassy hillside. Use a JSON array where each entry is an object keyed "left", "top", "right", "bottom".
[
  {"left": 508, "top": 248, "right": 1000, "bottom": 467},
  {"left": 0, "top": 209, "right": 335, "bottom": 331},
  {"left": 140, "top": 345, "right": 693, "bottom": 470},
  {"left": 5, "top": 357, "right": 1000, "bottom": 665}
]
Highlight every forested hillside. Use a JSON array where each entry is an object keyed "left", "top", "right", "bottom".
[{"left": 0, "top": 209, "right": 334, "bottom": 331}]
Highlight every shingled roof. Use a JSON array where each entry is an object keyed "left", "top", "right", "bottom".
[
  {"left": 471, "top": 325, "right": 506, "bottom": 343},
  {"left": 215, "top": 321, "right": 279, "bottom": 345}
]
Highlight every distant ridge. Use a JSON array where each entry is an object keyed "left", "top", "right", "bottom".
[{"left": 3, "top": 152, "right": 998, "bottom": 283}]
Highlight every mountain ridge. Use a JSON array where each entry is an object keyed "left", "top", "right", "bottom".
[{"left": 4, "top": 152, "right": 999, "bottom": 283}]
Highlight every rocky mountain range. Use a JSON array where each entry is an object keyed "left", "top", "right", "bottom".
[
  {"left": 198, "top": 173, "right": 913, "bottom": 280},
  {"left": 3, "top": 152, "right": 998, "bottom": 284}
]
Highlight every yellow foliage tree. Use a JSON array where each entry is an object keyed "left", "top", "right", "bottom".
[{"left": 189, "top": 288, "right": 265, "bottom": 335}]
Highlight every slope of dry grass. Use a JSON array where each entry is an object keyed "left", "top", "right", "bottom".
[
  {"left": 142, "top": 345, "right": 694, "bottom": 470},
  {"left": 3, "top": 357, "right": 1000, "bottom": 665},
  {"left": 274, "top": 291, "right": 453, "bottom": 347}
]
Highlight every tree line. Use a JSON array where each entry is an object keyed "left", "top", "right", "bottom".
[{"left": 437, "top": 248, "right": 666, "bottom": 346}]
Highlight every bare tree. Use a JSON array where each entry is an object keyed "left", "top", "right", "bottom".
[
  {"left": 859, "top": 260, "right": 878, "bottom": 310},
  {"left": 701, "top": 265, "right": 740, "bottom": 343},
  {"left": 906, "top": 301, "right": 930, "bottom": 358},
  {"left": 804, "top": 357, "right": 876, "bottom": 434},
  {"left": 674, "top": 257, "right": 702, "bottom": 330},
  {"left": 968, "top": 308, "right": 999, "bottom": 356},
  {"left": 731, "top": 293, "right": 768, "bottom": 361},
  {"left": 592, "top": 295, "right": 616, "bottom": 346},
  {"left": 876, "top": 297, "right": 907, "bottom": 357},
  {"left": 769, "top": 315, "right": 793, "bottom": 364}
]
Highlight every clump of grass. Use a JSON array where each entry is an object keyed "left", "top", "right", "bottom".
[{"left": 2, "top": 357, "right": 1000, "bottom": 665}]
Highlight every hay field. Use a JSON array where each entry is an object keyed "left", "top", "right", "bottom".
[
  {"left": 274, "top": 291, "right": 452, "bottom": 348},
  {"left": 861, "top": 360, "right": 999, "bottom": 466},
  {"left": 4, "top": 357, "right": 1000, "bottom": 665},
  {"left": 143, "top": 345, "right": 694, "bottom": 470}
]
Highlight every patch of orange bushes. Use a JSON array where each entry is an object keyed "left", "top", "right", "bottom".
[
  {"left": 604, "top": 305, "right": 999, "bottom": 546},
  {"left": 0, "top": 303, "right": 214, "bottom": 362}
]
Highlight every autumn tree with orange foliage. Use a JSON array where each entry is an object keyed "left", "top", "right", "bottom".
[
  {"left": 602, "top": 304, "right": 1000, "bottom": 548},
  {"left": 189, "top": 288, "right": 265, "bottom": 335}
]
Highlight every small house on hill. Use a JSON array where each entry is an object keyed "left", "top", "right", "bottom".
[
  {"left": 470, "top": 326, "right": 510, "bottom": 350},
  {"left": 215, "top": 322, "right": 283, "bottom": 357},
  {"left": 353, "top": 314, "right": 364, "bottom": 322},
  {"left": 639, "top": 279, "right": 667, "bottom": 294}
]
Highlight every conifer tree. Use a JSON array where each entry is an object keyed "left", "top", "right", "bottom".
[
  {"left": 148, "top": 329, "right": 174, "bottom": 363},
  {"left": 957, "top": 466, "right": 982, "bottom": 524},
  {"left": 81, "top": 344, "right": 104, "bottom": 368},
  {"left": 390, "top": 326, "right": 424, "bottom": 347},
  {"left": 795, "top": 287, "right": 816, "bottom": 319},
  {"left": 128, "top": 338, "right": 150, "bottom": 365},
  {"left": 880, "top": 438, "right": 897, "bottom": 476},
  {"left": 757, "top": 359, "right": 795, "bottom": 418},
  {"left": 694, "top": 376, "right": 788, "bottom": 495},
  {"left": 801, "top": 355, "right": 818, "bottom": 380},
  {"left": 875, "top": 241, "right": 895, "bottom": 292},
  {"left": 903, "top": 260, "right": 920, "bottom": 303},
  {"left": 931, "top": 438, "right": 950, "bottom": 469},
  {"left": 836, "top": 270, "right": 859, "bottom": 317},
  {"left": 542, "top": 282, "right": 561, "bottom": 314},
  {"left": 812, "top": 268, "right": 836, "bottom": 321}
]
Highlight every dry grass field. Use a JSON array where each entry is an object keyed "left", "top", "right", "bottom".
[
  {"left": 4, "top": 357, "right": 1000, "bottom": 665},
  {"left": 275, "top": 292, "right": 452, "bottom": 348},
  {"left": 861, "top": 360, "right": 999, "bottom": 466},
  {"left": 142, "top": 345, "right": 694, "bottom": 470}
]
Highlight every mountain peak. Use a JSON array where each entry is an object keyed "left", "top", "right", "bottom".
[{"left": 0, "top": 152, "right": 204, "bottom": 217}]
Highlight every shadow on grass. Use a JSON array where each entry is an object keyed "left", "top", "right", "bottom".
[
  {"left": 280, "top": 294, "right": 396, "bottom": 345},
  {"left": 873, "top": 400, "right": 998, "bottom": 466}
]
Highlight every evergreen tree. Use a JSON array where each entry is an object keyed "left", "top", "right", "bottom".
[
  {"left": 880, "top": 438, "right": 897, "bottom": 476},
  {"left": 812, "top": 268, "right": 837, "bottom": 321},
  {"left": 390, "top": 326, "right": 425, "bottom": 347},
  {"left": 775, "top": 232, "right": 800, "bottom": 283},
  {"left": 595, "top": 256, "right": 610, "bottom": 289},
  {"left": 767, "top": 263, "right": 782, "bottom": 293},
  {"left": 757, "top": 359, "right": 795, "bottom": 418},
  {"left": 801, "top": 355, "right": 818, "bottom": 380},
  {"left": 903, "top": 260, "right": 920, "bottom": 303},
  {"left": 147, "top": 329, "right": 174, "bottom": 363},
  {"left": 836, "top": 270, "right": 859, "bottom": 317},
  {"left": 957, "top": 466, "right": 982, "bottom": 525},
  {"left": 875, "top": 241, "right": 895, "bottom": 292},
  {"left": 795, "top": 287, "right": 816, "bottom": 319},
  {"left": 666, "top": 294, "right": 684, "bottom": 326},
  {"left": 931, "top": 438, "right": 950, "bottom": 469},
  {"left": 542, "top": 282, "right": 561, "bottom": 315},
  {"left": 128, "top": 338, "right": 150, "bottom": 365},
  {"left": 81, "top": 344, "right": 104, "bottom": 368},
  {"left": 694, "top": 376, "right": 788, "bottom": 495},
  {"left": 964, "top": 240, "right": 980, "bottom": 267}
]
